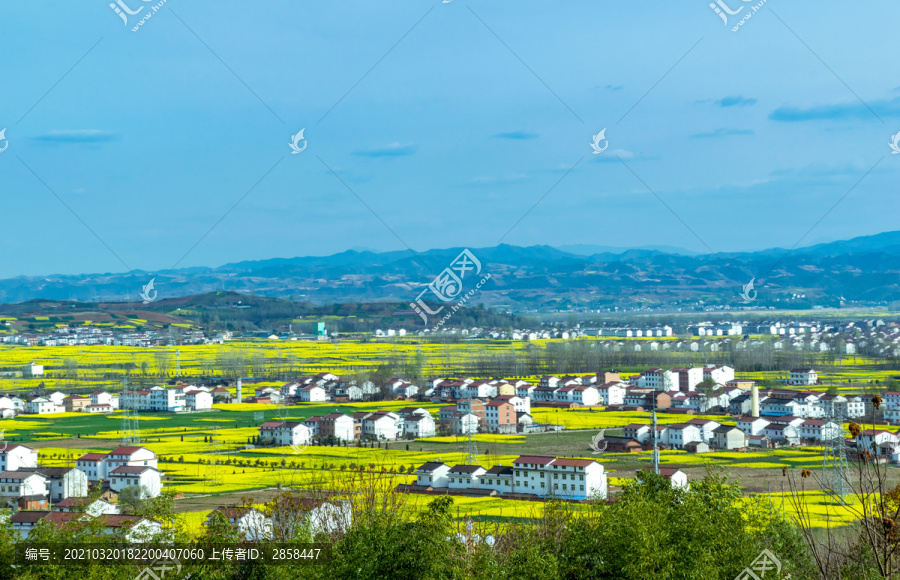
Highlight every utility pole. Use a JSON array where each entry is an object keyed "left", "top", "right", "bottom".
[
  {"left": 464, "top": 394, "right": 479, "bottom": 466},
  {"left": 121, "top": 377, "right": 140, "bottom": 446}
]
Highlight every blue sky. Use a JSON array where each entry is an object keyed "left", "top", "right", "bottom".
[{"left": 1, "top": 0, "right": 898, "bottom": 278}]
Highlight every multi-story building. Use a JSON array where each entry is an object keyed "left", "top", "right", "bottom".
[
  {"left": 702, "top": 365, "right": 735, "bottom": 385},
  {"left": 402, "top": 413, "right": 436, "bottom": 438},
  {"left": 149, "top": 387, "right": 184, "bottom": 412},
  {"left": 17, "top": 467, "right": 88, "bottom": 502},
  {"left": 119, "top": 390, "right": 152, "bottom": 411},
  {"left": 484, "top": 400, "right": 516, "bottom": 434},
  {"left": 415, "top": 462, "right": 451, "bottom": 488},
  {"left": 511, "top": 455, "right": 607, "bottom": 500},
  {"left": 76, "top": 446, "right": 159, "bottom": 487},
  {"left": 259, "top": 421, "right": 311, "bottom": 446},
  {"left": 597, "top": 382, "right": 627, "bottom": 406},
  {"left": 108, "top": 466, "right": 162, "bottom": 499},
  {"left": 63, "top": 395, "right": 91, "bottom": 413},
  {"left": 362, "top": 412, "right": 402, "bottom": 440},
  {"left": 184, "top": 390, "right": 213, "bottom": 411},
  {"left": 0, "top": 445, "right": 39, "bottom": 472},
  {"left": 789, "top": 369, "right": 818, "bottom": 386},
  {"left": 0, "top": 471, "right": 48, "bottom": 499},
  {"left": 320, "top": 413, "right": 356, "bottom": 441}
]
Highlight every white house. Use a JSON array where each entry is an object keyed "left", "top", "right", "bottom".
[
  {"left": 104, "top": 514, "right": 164, "bottom": 543},
  {"left": 703, "top": 365, "right": 735, "bottom": 385},
  {"left": 120, "top": 390, "right": 152, "bottom": 411},
  {"left": 597, "top": 382, "right": 627, "bottom": 406},
  {"left": 416, "top": 462, "right": 451, "bottom": 488},
  {"left": 76, "top": 446, "right": 159, "bottom": 484},
  {"left": 798, "top": 419, "right": 842, "bottom": 442},
  {"left": 259, "top": 421, "right": 311, "bottom": 446},
  {"left": 0, "top": 471, "right": 48, "bottom": 498},
  {"left": 511, "top": 456, "right": 606, "bottom": 500},
  {"left": 644, "top": 467, "right": 688, "bottom": 489},
  {"left": 299, "top": 385, "right": 328, "bottom": 403},
  {"left": 149, "top": 387, "right": 184, "bottom": 412},
  {"left": 185, "top": 390, "right": 213, "bottom": 411},
  {"left": 363, "top": 412, "right": 402, "bottom": 440},
  {"left": 393, "top": 381, "right": 420, "bottom": 398},
  {"left": 495, "top": 395, "right": 531, "bottom": 414},
  {"left": 55, "top": 497, "right": 119, "bottom": 516},
  {"left": 763, "top": 424, "right": 800, "bottom": 445},
  {"left": 789, "top": 369, "right": 818, "bottom": 386},
  {"left": 480, "top": 466, "right": 513, "bottom": 492},
  {"left": 19, "top": 467, "right": 88, "bottom": 502},
  {"left": 206, "top": 507, "right": 271, "bottom": 541},
  {"left": 403, "top": 413, "right": 436, "bottom": 438},
  {"left": 321, "top": 413, "right": 356, "bottom": 442},
  {"left": 454, "top": 412, "right": 480, "bottom": 435},
  {"left": 108, "top": 466, "right": 162, "bottom": 498},
  {"left": 25, "top": 362, "right": 44, "bottom": 376},
  {"left": 25, "top": 398, "right": 56, "bottom": 415},
  {"left": 269, "top": 498, "right": 352, "bottom": 537},
  {"left": 736, "top": 416, "right": 770, "bottom": 436},
  {"left": 447, "top": 465, "right": 486, "bottom": 489},
  {"left": 46, "top": 391, "right": 67, "bottom": 406},
  {"left": 91, "top": 391, "right": 113, "bottom": 406},
  {"left": 623, "top": 424, "right": 650, "bottom": 443},
  {"left": 570, "top": 386, "right": 600, "bottom": 406},
  {"left": 665, "top": 424, "right": 703, "bottom": 450},
  {"left": 75, "top": 453, "right": 109, "bottom": 482},
  {"left": 857, "top": 429, "right": 900, "bottom": 452},
  {"left": 0, "top": 445, "right": 39, "bottom": 472},
  {"left": 686, "top": 419, "right": 722, "bottom": 443}
]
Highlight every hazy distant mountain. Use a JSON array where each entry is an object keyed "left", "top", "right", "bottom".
[
  {"left": 2, "top": 231, "right": 900, "bottom": 309},
  {"left": 555, "top": 244, "right": 700, "bottom": 256}
]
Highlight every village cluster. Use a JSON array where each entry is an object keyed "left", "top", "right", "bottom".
[
  {"left": 5, "top": 359, "right": 900, "bottom": 543},
  {"left": 1, "top": 443, "right": 166, "bottom": 540},
  {"left": 0, "top": 382, "right": 218, "bottom": 418},
  {"left": 5, "top": 317, "right": 898, "bottom": 359}
]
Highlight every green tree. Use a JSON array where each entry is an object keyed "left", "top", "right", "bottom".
[{"left": 117, "top": 485, "right": 150, "bottom": 514}]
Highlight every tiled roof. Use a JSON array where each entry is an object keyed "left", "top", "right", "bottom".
[
  {"left": 417, "top": 462, "right": 447, "bottom": 472},
  {"left": 110, "top": 446, "right": 144, "bottom": 455},
  {"left": 513, "top": 455, "right": 555, "bottom": 465},
  {"left": 449, "top": 464, "right": 484, "bottom": 474},
  {"left": 551, "top": 458, "right": 594, "bottom": 467},
  {"left": 109, "top": 465, "right": 156, "bottom": 475}
]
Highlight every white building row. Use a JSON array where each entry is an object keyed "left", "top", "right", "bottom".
[{"left": 415, "top": 455, "right": 607, "bottom": 500}]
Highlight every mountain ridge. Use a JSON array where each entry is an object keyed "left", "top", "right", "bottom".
[{"left": 3, "top": 231, "right": 900, "bottom": 309}]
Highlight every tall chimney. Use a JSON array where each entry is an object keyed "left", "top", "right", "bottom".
[
  {"left": 236, "top": 378, "right": 242, "bottom": 403},
  {"left": 751, "top": 384, "right": 759, "bottom": 418}
]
